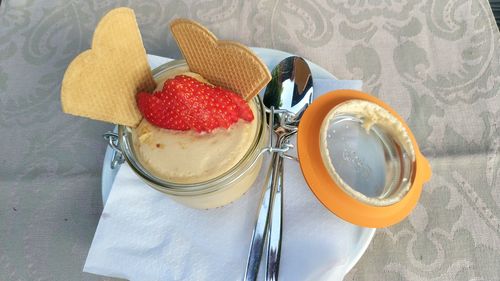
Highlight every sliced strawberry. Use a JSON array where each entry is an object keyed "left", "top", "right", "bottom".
[
  {"left": 136, "top": 91, "right": 151, "bottom": 116},
  {"left": 136, "top": 75, "right": 254, "bottom": 133},
  {"left": 219, "top": 87, "right": 254, "bottom": 122},
  {"left": 136, "top": 91, "right": 189, "bottom": 131}
]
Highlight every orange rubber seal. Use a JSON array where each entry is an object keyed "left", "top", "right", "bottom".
[{"left": 297, "top": 90, "right": 432, "bottom": 228}]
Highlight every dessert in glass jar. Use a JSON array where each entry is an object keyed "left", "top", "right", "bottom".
[{"left": 117, "top": 60, "right": 268, "bottom": 209}]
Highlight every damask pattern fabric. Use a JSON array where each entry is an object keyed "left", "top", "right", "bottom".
[{"left": 0, "top": 0, "right": 498, "bottom": 280}]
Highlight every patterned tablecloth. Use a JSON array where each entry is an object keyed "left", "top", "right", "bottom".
[{"left": 0, "top": 1, "right": 499, "bottom": 280}]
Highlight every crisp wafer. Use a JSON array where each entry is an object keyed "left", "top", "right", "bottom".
[
  {"left": 170, "top": 19, "right": 271, "bottom": 101},
  {"left": 61, "top": 7, "right": 155, "bottom": 127}
]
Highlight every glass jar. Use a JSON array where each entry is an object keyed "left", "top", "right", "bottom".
[{"left": 117, "top": 60, "right": 268, "bottom": 209}]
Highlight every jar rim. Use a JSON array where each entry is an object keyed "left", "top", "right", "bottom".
[{"left": 118, "top": 59, "right": 267, "bottom": 195}]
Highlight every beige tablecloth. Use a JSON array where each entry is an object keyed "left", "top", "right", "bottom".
[{"left": 0, "top": 1, "right": 499, "bottom": 280}]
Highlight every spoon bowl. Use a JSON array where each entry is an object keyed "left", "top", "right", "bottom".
[{"left": 264, "top": 56, "right": 314, "bottom": 128}]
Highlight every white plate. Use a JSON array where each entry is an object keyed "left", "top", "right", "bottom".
[{"left": 101, "top": 48, "right": 375, "bottom": 278}]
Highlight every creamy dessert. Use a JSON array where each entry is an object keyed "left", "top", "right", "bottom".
[
  {"left": 123, "top": 65, "right": 266, "bottom": 209},
  {"left": 59, "top": 10, "right": 271, "bottom": 209},
  {"left": 133, "top": 72, "right": 259, "bottom": 184}
]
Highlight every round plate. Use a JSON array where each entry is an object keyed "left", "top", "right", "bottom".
[{"left": 101, "top": 48, "right": 376, "bottom": 278}]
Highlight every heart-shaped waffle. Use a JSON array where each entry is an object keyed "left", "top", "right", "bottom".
[
  {"left": 61, "top": 8, "right": 155, "bottom": 127},
  {"left": 170, "top": 19, "right": 271, "bottom": 101}
]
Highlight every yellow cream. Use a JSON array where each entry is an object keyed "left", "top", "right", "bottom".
[{"left": 132, "top": 72, "right": 258, "bottom": 184}]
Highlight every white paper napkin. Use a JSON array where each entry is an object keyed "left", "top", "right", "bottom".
[{"left": 84, "top": 55, "right": 368, "bottom": 281}]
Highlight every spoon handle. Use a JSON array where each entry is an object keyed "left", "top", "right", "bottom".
[
  {"left": 265, "top": 153, "right": 284, "bottom": 281},
  {"left": 243, "top": 148, "right": 282, "bottom": 281}
]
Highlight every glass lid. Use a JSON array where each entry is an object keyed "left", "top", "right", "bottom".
[
  {"left": 297, "top": 90, "right": 432, "bottom": 228},
  {"left": 319, "top": 99, "right": 415, "bottom": 207}
]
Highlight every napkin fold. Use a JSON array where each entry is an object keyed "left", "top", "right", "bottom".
[{"left": 84, "top": 55, "right": 368, "bottom": 281}]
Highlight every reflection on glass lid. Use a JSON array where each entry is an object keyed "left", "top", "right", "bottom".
[{"left": 319, "top": 99, "right": 416, "bottom": 207}]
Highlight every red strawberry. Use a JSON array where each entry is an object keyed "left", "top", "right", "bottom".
[
  {"left": 220, "top": 87, "right": 255, "bottom": 122},
  {"left": 136, "top": 91, "right": 190, "bottom": 131},
  {"left": 136, "top": 75, "right": 254, "bottom": 133}
]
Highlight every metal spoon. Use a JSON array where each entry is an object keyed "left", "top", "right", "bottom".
[{"left": 244, "top": 56, "right": 313, "bottom": 281}]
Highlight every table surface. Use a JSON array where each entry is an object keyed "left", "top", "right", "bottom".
[{"left": 1, "top": 1, "right": 499, "bottom": 280}]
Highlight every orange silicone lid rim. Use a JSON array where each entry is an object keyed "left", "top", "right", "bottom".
[{"left": 297, "top": 90, "right": 432, "bottom": 228}]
